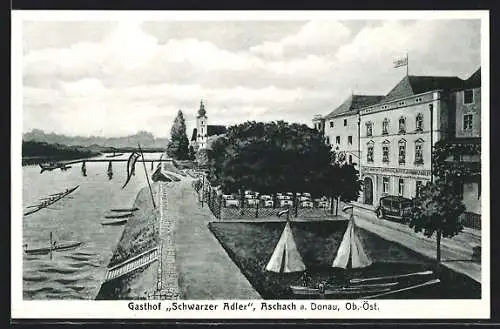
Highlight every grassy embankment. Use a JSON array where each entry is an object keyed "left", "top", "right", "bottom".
[
  {"left": 96, "top": 184, "right": 159, "bottom": 300},
  {"left": 209, "top": 221, "right": 481, "bottom": 299}
]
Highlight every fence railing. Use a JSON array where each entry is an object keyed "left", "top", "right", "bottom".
[
  {"left": 460, "top": 211, "right": 481, "bottom": 230},
  {"left": 192, "top": 173, "right": 338, "bottom": 221}
]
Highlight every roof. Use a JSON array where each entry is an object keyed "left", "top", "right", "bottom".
[
  {"left": 381, "top": 75, "right": 465, "bottom": 103},
  {"left": 465, "top": 68, "right": 481, "bottom": 89},
  {"left": 191, "top": 128, "right": 198, "bottom": 141},
  {"left": 324, "top": 95, "right": 384, "bottom": 119},
  {"left": 190, "top": 125, "right": 227, "bottom": 142},
  {"left": 207, "top": 125, "right": 227, "bottom": 136}
]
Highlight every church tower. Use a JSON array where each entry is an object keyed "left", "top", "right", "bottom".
[{"left": 196, "top": 100, "right": 208, "bottom": 149}]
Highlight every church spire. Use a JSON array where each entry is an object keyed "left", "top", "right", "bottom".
[{"left": 198, "top": 99, "right": 206, "bottom": 117}]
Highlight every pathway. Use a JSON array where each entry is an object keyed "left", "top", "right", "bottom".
[{"left": 161, "top": 177, "right": 260, "bottom": 299}]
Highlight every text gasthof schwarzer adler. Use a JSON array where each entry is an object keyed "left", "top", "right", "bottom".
[{"left": 128, "top": 301, "right": 379, "bottom": 313}]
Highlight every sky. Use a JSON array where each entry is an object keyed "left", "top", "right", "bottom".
[{"left": 21, "top": 18, "right": 481, "bottom": 138}]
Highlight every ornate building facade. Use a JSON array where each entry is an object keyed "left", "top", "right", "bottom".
[{"left": 358, "top": 75, "right": 463, "bottom": 206}]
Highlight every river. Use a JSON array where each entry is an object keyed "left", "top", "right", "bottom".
[{"left": 22, "top": 152, "right": 164, "bottom": 300}]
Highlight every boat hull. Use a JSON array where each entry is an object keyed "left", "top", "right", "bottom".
[
  {"left": 24, "top": 185, "right": 79, "bottom": 216},
  {"left": 101, "top": 219, "right": 128, "bottom": 226},
  {"left": 24, "top": 242, "right": 83, "bottom": 255}
]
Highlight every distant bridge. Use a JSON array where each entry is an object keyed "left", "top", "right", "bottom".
[{"left": 64, "top": 158, "right": 174, "bottom": 165}]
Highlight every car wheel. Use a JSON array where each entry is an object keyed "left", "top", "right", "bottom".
[{"left": 377, "top": 210, "right": 384, "bottom": 219}]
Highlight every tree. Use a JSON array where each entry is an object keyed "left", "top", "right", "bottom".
[
  {"left": 321, "top": 157, "right": 362, "bottom": 215},
  {"left": 166, "top": 110, "right": 189, "bottom": 160},
  {"left": 409, "top": 180, "right": 466, "bottom": 263},
  {"left": 207, "top": 121, "right": 331, "bottom": 199},
  {"left": 188, "top": 145, "right": 196, "bottom": 161}
]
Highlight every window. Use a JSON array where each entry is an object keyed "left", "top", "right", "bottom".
[
  {"left": 344, "top": 119, "right": 347, "bottom": 126},
  {"left": 464, "top": 89, "right": 474, "bottom": 104},
  {"left": 201, "top": 121, "right": 204, "bottom": 125},
  {"left": 383, "top": 177, "right": 389, "bottom": 193},
  {"left": 398, "top": 101, "right": 405, "bottom": 106},
  {"left": 416, "top": 180, "right": 423, "bottom": 197},
  {"left": 415, "top": 139, "right": 424, "bottom": 164},
  {"left": 349, "top": 155, "right": 352, "bottom": 164},
  {"left": 366, "top": 122, "right": 373, "bottom": 137},
  {"left": 336, "top": 136, "right": 340, "bottom": 144},
  {"left": 330, "top": 121, "right": 334, "bottom": 128},
  {"left": 382, "top": 141, "right": 390, "bottom": 163},
  {"left": 463, "top": 114, "right": 473, "bottom": 130},
  {"left": 348, "top": 136, "right": 353, "bottom": 145},
  {"left": 399, "top": 117, "right": 406, "bottom": 134},
  {"left": 201, "top": 127, "right": 204, "bottom": 134},
  {"left": 382, "top": 118, "right": 389, "bottom": 135},
  {"left": 398, "top": 139, "right": 406, "bottom": 164},
  {"left": 415, "top": 97, "right": 422, "bottom": 103},
  {"left": 367, "top": 142, "right": 374, "bottom": 162},
  {"left": 398, "top": 179, "right": 405, "bottom": 196},
  {"left": 325, "top": 136, "right": 330, "bottom": 145},
  {"left": 415, "top": 113, "right": 424, "bottom": 132}
]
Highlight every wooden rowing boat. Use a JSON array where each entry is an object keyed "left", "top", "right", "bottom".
[
  {"left": 110, "top": 208, "right": 139, "bottom": 212},
  {"left": 24, "top": 185, "right": 79, "bottom": 216},
  {"left": 24, "top": 241, "right": 83, "bottom": 255},
  {"left": 104, "top": 212, "right": 134, "bottom": 219},
  {"left": 101, "top": 219, "right": 128, "bottom": 226}
]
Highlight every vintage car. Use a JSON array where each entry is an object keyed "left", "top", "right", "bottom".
[{"left": 375, "top": 195, "right": 413, "bottom": 223}]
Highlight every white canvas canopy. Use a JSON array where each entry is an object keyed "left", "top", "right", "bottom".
[
  {"left": 265, "top": 221, "right": 306, "bottom": 273},
  {"left": 332, "top": 214, "right": 372, "bottom": 269}
]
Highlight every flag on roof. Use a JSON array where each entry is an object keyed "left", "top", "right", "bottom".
[{"left": 393, "top": 55, "right": 408, "bottom": 68}]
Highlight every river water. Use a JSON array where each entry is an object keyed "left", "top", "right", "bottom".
[{"left": 22, "top": 152, "right": 164, "bottom": 300}]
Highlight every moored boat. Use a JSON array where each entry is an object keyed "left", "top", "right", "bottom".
[
  {"left": 24, "top": 185, "right": 79, "bottom": 216},
  {"left": 284, "top": 206, "right": 440, "bottom": 299},
  {"left": 104, "top": 212, "right": 134, "bottom": 219},
  {"left": 101, "top": 219, "right": 128, "bottom": 226},
  {"left": 24, "top": 241, "right": 83, "bottom": 255}
]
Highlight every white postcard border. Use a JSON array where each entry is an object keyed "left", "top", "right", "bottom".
[{"left": 11, "top": 10, "right": 490, "bottom": 320}]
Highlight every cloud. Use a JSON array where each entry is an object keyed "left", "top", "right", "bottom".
[
  {"left": 250, "top": 20, "right": 352, "bottom": 58},
  {"left": 21, "top": 18, "right": 481, "bottom": 138}
]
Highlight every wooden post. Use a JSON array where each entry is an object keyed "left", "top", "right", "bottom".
[
  {"left": 255, "top": 199, "right": 259, "bottom": 218},
  {"left": 138, "top": 144, "right": 156, "bottom": 209},
  {"left": 49, "top": 232, "right": 53, "bottom": 260},
  {"left": 201, "top": 175, "right": 205, "bottom": 208}
]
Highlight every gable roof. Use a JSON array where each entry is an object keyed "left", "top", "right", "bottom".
[
  {"left": 324, "top": 94, "right": 384, "bottom": 119},
  {"left": 465, "top": 68, "right": 481, "bottom": 89},
  {"left": 190, "top": 125, "right": 227, "bottom": 142},
  {"left": 381, "top": 75, "right": 464, "bottom": 103},
  {"left": 207, "top": 125, "right": 227, "bottom": 136}
]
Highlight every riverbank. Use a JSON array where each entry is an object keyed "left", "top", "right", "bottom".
[{"left": 95, "top": 183, "right": 160, "bottom": 300}]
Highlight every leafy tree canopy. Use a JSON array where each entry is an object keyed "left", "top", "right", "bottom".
[
  {"left": 410, "top": 180, "right": 466, "bottom": 239},
  {"left": 207, "top": 120, "right": 331, "bottom": 195},
  {"left": 167, "top": 110, "right": 189, "bottom": 160}
]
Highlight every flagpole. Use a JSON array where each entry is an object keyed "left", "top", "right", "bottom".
[
  {"left": 406, "top": 52, "right": 409, "bottom": 76},
  {"left": 138, "top": 143, "right": 156, "bottom": 209}
]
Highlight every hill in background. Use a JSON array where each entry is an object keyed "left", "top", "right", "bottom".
[{"left": 23, "top": 129, "right": 169, "bottom": 150}]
